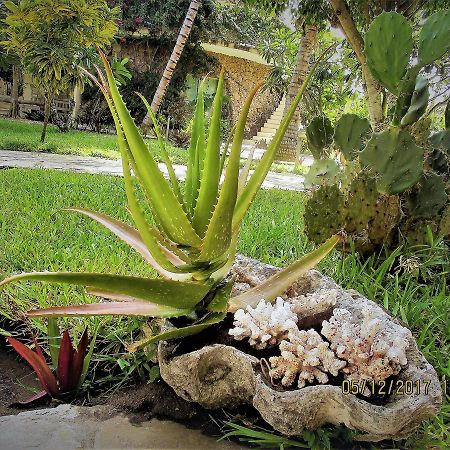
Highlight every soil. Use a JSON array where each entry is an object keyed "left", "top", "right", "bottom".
[{"left": 0, "top": 340, "right": 43, "bottom": 416}]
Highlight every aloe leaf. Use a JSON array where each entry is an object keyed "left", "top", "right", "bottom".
[
  {"left": 0, "top": 272, "right": 210, "bottom": 309},
  {"left": 228, "top": 235, "right": 340, "bottom": 312},
  {"left": 47, "top": 318, "right": 61, "bottom": 369},
  {"left": 7, "top": 337, "right": 59, "bottom": 397},
  {"left": 27, "top": 301, "right": 191, "bottom": 318},
  {"left": 197, "top": 81, "right": 262, "bottom": 262},
  {"left": 135, "top": 92, "right": 183, "bottom": 203},
  {"left": 219, "top": 124, "right": 236, "bottom": 177},
  {"left": 98, "top": 51, "right": 201, "bottom": 247},
  {"left": 207, "top": 280, "right": 234, "bottom": 312},
  {"left": 96, "top": 75, "right": 192, "bottom": 278},
  {"left": 120, "top": 149, "right": 193, "bottom": 278},
  {"left": 126, "top": 312, "right": 225, "bottom": 352},
  {"left": 185, "top": 80, "right": 206, "bottom": 215},
  {"left": 193, "top": 69, "right": 225, "bottom": 236},
  {"left": 233, "top": 45, "right": 336, "bottom": 230},
  {"left": 65, "top": 208, "right": 154, "bottom": 263}
]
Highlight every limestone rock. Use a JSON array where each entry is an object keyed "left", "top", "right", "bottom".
[{"left": 158, "top": 256, "right": 442, "bottom": 441}]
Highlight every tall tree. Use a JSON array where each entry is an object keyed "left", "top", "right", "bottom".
[
  {"left": 328, "top": 0, "right": 383, "bottom": 127},
  {"left": 276, "top": 24, "right": 317, "bottom": 160},
  {"left": 141, "top": 0, "right": 201, "bottom": 130},
  {"left": 1, "top": 0, "right": 118, "bottom": 142}
]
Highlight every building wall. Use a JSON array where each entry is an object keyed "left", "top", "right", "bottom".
[{"left": 208, "top": 52, "right": 280, "bottom": 138}]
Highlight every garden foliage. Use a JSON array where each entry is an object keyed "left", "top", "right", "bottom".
[
  {"left": 303, "top": 11, "right": 450, "bottom": 254},
  {"left": 1, "top": 47, "right": 338, "bottom": 350}
]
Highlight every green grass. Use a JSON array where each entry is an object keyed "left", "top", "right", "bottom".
[
  {"left": 0, "top": 118, "right": 189, "bottom": 164},
  {"left": 0, "top": 118, "right": 309, "bottom": 176},
  {"left": 0, "top": 167, "right": 447, "bottom": 447}
]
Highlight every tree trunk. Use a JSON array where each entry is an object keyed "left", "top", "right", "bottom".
[
  {"left": 142, "top": 0, "right": 201, "bottom": 130},
  {"left": 329, "top": 0, "right": 384, "bottom": 128},
  {"left": 10, "top": 65, "right": 21, "bottom": 118},
  {"left": 41, "top": 94, "right": 51, "bottom": 143},
  {"left": 70, "top": 84, "right": 83, "bottom": 127},
  {"left": 276, "top": 25, "right": 317, "bottom": 162}
]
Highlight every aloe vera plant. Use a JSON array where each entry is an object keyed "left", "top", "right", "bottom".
[
  {"left": 6, "top": 319, "right": 94, "bottom": 401},
  {"left": 0, "top": 47, "right": 338, "bottom": 350}
]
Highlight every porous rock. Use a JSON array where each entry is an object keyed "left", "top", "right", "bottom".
[{"left": 158, "top": 255, "right": 442, "bottom": 441}]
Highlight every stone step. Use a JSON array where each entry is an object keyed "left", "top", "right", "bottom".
[
  {"left": 266, "top": 118, "right": 282, "bottom": 126},
  {"left": 255, "top": 131, "right": 276, "bottom": 139},
  {"left": 261, "top": 126, "right": 278, "bottom": 133}
]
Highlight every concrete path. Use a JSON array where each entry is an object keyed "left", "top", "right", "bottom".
[
  {"left": 0, "top": 150, "right": 306, "bottom": 192},
  {"left": 0, "top": 404, "right": 244, "bottom": 450}
]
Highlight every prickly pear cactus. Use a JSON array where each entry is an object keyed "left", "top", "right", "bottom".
[
  {"left": 367, "top": 195, "right": 401, "bottom": 247},
  {"left": 364, "top": 12, "right": 413, "bottom": 94},
  {"left": 401, "top": 76, "right": 429, "bottom": 126},
  {"left": 334, "top": 114, "right": 371, "bottom": 161},
  {"left": 304, "top": 159, "right": 340, "bottom": 188},
  {"left": 406, "top": 173, "right": 448, "bottom": 218},
  {"left": 304, "top": 185, "right": 345, "bottom": 244},
  {"left": 429, "top": 130, "right": 450, "bottom": 154},
  {"left": 411, "top": 117, "right": 432, "bottom": 147},
  {"left": 402, "top": 218, "right": 439, "bottom": 246},
  {"left": 427, "top": 149, "right": 450, "bottom": 178},
  {"left": 360, "top": 128, "right": 424, "bottom": 194},
  {"left": 418, "top": 10, "right": 450, "bottom": 67},
  {"left": 345, "top": 176, "right": 378, "bottom": 234},
  {"left": 306, "top": 116, "right": 333, "bottom": 159},
  {"left": 440, "top": 206, "right": 450, "bottom": 238}
]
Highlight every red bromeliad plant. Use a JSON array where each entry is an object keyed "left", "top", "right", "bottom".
[
  {"left": 0, "top": 46, "right": 339, "bottom": 352},
  {"left": 6, "top": 320, "right": 93, "bottom": 401}
]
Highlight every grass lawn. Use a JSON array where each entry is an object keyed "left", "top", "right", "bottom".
[
  {"left": 0, "top": 118, "right": 189, "bottom": 164},
  {"left": 0, "top": 168, "right": 448, "bottom": 447},
  {"left": 0, "top": 118, "right": 308, "bottom": 176}
]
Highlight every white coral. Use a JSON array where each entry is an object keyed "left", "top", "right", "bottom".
[
  {"left": 269, "top": 328, "right": 346, "bottom": 388},
  {"left": 321, "top": 308, "right": 410, "bottom": 383},
  {"left": 228, "top": 297, "right": 298, "bottom": 349}
]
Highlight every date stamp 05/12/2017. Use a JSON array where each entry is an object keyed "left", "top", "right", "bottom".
[{"left": 341, "top": 379, "right": 444, "bottom": 396}]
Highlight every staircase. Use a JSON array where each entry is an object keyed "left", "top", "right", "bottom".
[{"left": 250, "top": 96, "right": 286, "bottom": 146}]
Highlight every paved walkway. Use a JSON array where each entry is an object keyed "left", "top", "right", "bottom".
[{"left": 0, "top": 150, "right": 307, "bottom": 192}]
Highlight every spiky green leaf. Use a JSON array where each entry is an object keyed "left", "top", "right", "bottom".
[
  {"left": 193, "top": 69, "right": 225, "bottom": 236},
  {"left": 126, "top": 313, "right": 225, "bottom": 352},
  {"left": 228, "top": 236, "right": 339, "bottom": 312},
  {"left": 98, "top": 52, "right": 201, "bottom": 247},
  {"left": 0, "top": 272, "right": 210, "bottom": 309}
]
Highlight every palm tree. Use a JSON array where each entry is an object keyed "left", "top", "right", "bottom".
[
  {"left": 276, "top": 24, "right": 317, "bottom": 161},
  {"left": 142, "top": 0, "right": 201, "bottom": 130}
]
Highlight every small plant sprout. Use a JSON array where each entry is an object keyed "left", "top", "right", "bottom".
[{"left": 0, "top": 45, "right": 339, "bottom": 351}]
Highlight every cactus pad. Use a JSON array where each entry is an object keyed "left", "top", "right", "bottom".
[
  {"left": 439, "top": 206, "right": 450, "bottom": 237},
  {"left": 304, "top": 185, "right": 345, "bottom": 244},
  {"left": 402, "top": 219, "right": 438, "bottom": 246},
  {"left": 360, "top": 128, "right": 424, "bottom": 194},
  {"left": 418, "top": 10, "right": 450, "bottom": 67},
  {"left": 401, "top": 75, "right": 429, "bottom": 126},
  {"left": 364, "top": 12, "right": 413, "bottom": 94},
  {"left": 367, "top": 195, "right": 401, "bottom": 246},
  {"left": 334, "top": 114, "right": 371, "bottom": 161},
  {"left": 345, "top": 176, "right": 378, "bottom": 233},
  {"left": 429, "top": 130, "right": 450, "bottom": 154},
  {"left": 427, "top": 149, "right": 450, "bottom": 177},
  {"left": 306, "top": 116, "right": 333, "bottom": 159},
  {"left": 406, "top": 173, "right": 448, "bottom": 218},
  {"left": 304, "top": 159, "right": 340, "bottom": 188}
]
